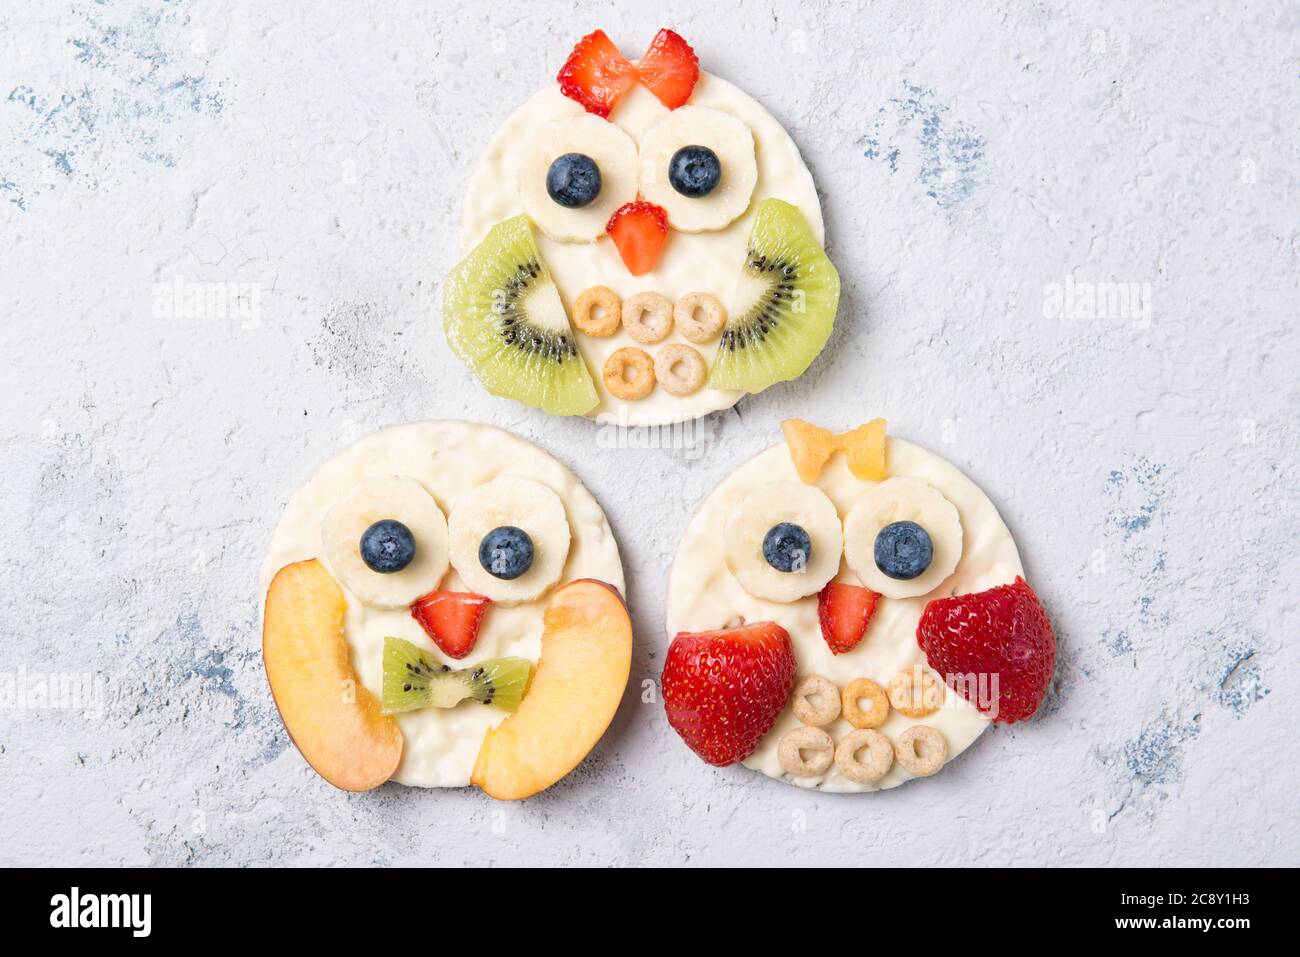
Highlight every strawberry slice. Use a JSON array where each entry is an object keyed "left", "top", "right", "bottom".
[
  {"left": 636, "top": 29, "right": 699, "bottom": 109},
  {"left": 410, "top": 591, "right": 491, "bottom": 660},
  {"left": 557, "top": 30, "right": 637, "bottom": 118},
  {"left": 916, "top": 577, "right": 1055, "bottom": 723},
  {"left": 817, "top": 582, "right": 880, "bottom": 655},
  {"left": 662, "top": 621, "right": 795, "bottom": 767},
  {"left": 606, "top": 201, "right": 669, "bottom": 275}
]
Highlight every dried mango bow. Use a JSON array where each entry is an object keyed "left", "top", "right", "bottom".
[{"left": 781, "top": 419, "right": 887, "bottom": 483}]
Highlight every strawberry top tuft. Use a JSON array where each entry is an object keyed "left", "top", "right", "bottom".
[
  {"left": 636, "top": 29, "right": 699, "bottom": 109},
  {"left": 558, "top": 30, "right": 638, "bottom": 118}
]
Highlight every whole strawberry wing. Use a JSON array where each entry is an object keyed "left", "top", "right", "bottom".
[
  {"left": 558, "top": 30, "right": 637, "bottom": 118},
  {"left": 410, "top": 591, "right": 492, "bottom": 660},
  {"left": 662, "top": 621, "right": 795, "bottom": 766},
  {"left": 817, "top": 582, "right": 880, "bottom": 655},
  {"left": 636, "top": 29, "right": 699, "bottom": 109},
  {"left": 916, "top": 576, "right": 1055, "bottom": 723}
]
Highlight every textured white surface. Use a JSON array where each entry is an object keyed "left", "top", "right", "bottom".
[{"left": 1, "top": 0, "right": 1296, "bottom": 866}]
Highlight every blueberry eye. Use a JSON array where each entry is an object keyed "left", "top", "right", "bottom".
[
  {"left": 478, "top": 526, "right": 534, "bottom": 580},
  {"left": 874, "top": 521, "right": 933, "bottom": 580},
  {"left": 546, "top": 153, "right": 602, "bottom": 208},
  {"left": 762, "top": 522, "right": 811, "bottom": 573},
  {"left": 668, "top": 145, "right": 721, "bottom": 198},
  {"left": 360, "top": 519, "right": 416, "bottom": 574}
]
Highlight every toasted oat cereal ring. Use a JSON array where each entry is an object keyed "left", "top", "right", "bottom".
[
  {"left": 572, "top": 285, "right": 622, "bottom": 337},
  {"left": 841, "top": 677, "right": 890, "bottom": 729},
  {"left": 777, "top": 726, "right": 834, "bottom": 778},
  {"left": 603, "top": 347, "right": 656, "bottom": 400},
  {"left": 674, "top": 292, "right": 726, "bottom": 344},
  {"left": 888, "top": 667, "right": 943, "bottom": 718},
  {"left": 654, "top": 344, "right": 707, "bottom": 397},
  {"left": 791, "top": 674, "right": 841, "bottom": 727},
  {"left": 622, "top": 291, "right": 674, "bottom": 344},
  {"left": 835, "top": 729, "right": 894, "bottom": 785},
  {"left": 895, "top": 725, "right": 947, "bottom": 777}
]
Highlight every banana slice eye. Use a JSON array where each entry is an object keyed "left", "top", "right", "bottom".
[
  {"left": 638, "top": 106, "right": 757, "bottom": 233},
  {"left": 844, "top": 477, "right": 963, "bottom": 599},
  {"left": 518, "top": 115, "right": 638, "bottom": 242},
  {"left": 448, "top": 476, "right": 571, "bottom": 603},
  {"left": 321, "top": 476, "right": 449, "bottom": 608},
  {"left": 724, "top": 481, "right": 842, "bottom": 602}
]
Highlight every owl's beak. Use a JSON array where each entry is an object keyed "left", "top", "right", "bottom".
[{"left": 606, "top": 201, "right": 670, "bottom": 276}]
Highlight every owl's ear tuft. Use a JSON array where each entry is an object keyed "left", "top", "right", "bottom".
[
  {"left": 637, "top": 29, "right": 700, "bottom": 109},
  {"left": 557, "top": 30, "right": 637, "bottom": 118}
]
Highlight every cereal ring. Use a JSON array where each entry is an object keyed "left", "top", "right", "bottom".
[
  {"left": 603, "top": 347, "right": 656, "bottom": 400},
  {"left": 572, "top": 286, "right": 621, "bottom": 337},
  {"left": 622, "top": 291, "right": 674, "bottom": 344},
  {"left": 834, "top": 729, "right": 894, "bottom": 785},
  {"left": 674, "top": 292, "right": 726, "bottom": 343},
  {"left": 791, "top": 674, "right": 840, "bottom": 727},
  {"left": 654, "top": 344, "right": 707, "bottom": 397},
  {"left": 895, "top": 725, "right": 947, "bottom": 777},
  {"left": 888, "top": 667, "right": 943, "bottom": 718},
  {"left": 777, "top": 726, "right": 834, "bottom": 778},
  {"left": 841, "top": 677, "right": 890, "bottom": 729}
]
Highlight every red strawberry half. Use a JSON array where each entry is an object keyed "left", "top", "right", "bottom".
[
  {"left": 636, "top": 29, "right": 699, "bottom": 109},
  {"left": 606, "top": 201, "right": 669, "bottom": 275},
  {"left": 916, "top": 577, "right": 1055, "bottom": 723},
  {"left": 410, "top": 591, "right": 491, "bottom": 660},
  {"left": 662, "top": 621, "right": 795, "bottom": 767},
  {"left": 817, "top": 582, "right": 880, "bottom": 655},
  {"left": 557, "top": 30, "right": 637, "bottom": 118}
]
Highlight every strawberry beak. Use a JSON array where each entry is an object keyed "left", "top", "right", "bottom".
[{"left": 606, "top": 201, "right": 670, "bottom": 276}]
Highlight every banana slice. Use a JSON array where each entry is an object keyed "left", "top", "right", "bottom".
[
  {"left": 321, "top": 476, "right": 449, "bottom": 608},
  {"left": 724, "top": 481, "right": 842, "bottom": 602},
  {"left": 448, "top": 476, "right": 571, "bottom": 603},
  {"left": 638, "top": 106, "right": 757, "bottom": 233},
  {"left": 843, "top": 477, "right": 963, "bottom": 599},
  {"left": 517, "top": 115, "right": 638, "bottom": 242}
]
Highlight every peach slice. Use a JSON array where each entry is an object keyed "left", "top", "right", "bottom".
[
  {"left": 263, "top": 559, "right": 403, "bottom": 791},
  {"left": 471, "top": 579, "right": 632, "bottom": 800}
]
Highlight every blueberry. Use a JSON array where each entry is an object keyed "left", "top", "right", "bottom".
[
  {"left": 668, "top": 145, "right": 721, "bottom": 198},
  {"left": 874, "top": 521, "right": 933, "bottom": 580},
  {"left": 359, "top": 519, "right": 416, "bottom": 574},
  {"left": 478, "top": 526, "right": 534, "bottom": 580},
  {"left": 546, "top": 153, "right": 602, "bottom": 208},
  {"left": 762, "top": 522, "right": 812, "bottom": 573}
]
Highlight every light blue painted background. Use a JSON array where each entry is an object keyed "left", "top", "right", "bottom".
[{"left": 1, "top": 0, "right": 1295, "bottom": 866}]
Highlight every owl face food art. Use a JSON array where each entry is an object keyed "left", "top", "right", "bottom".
[
  {"left": 444, "top": 29, "right": 840, "bottom": 426},
  {"left": 260, "top": 421, "right": 632, "bottom": 799},
  {"left": 662, "top": 420, "right": 1056, "bottom": 792}
]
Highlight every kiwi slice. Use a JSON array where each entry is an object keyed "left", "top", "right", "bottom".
[
  {"left": 443, "top": 215, "right": 598, "bottom": 415},
  {"left": 707, "top": 199, "right": 840, "bottom": 393},
  {"left": 381, "top": 637, "right": 533, "bottom": 714}
]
